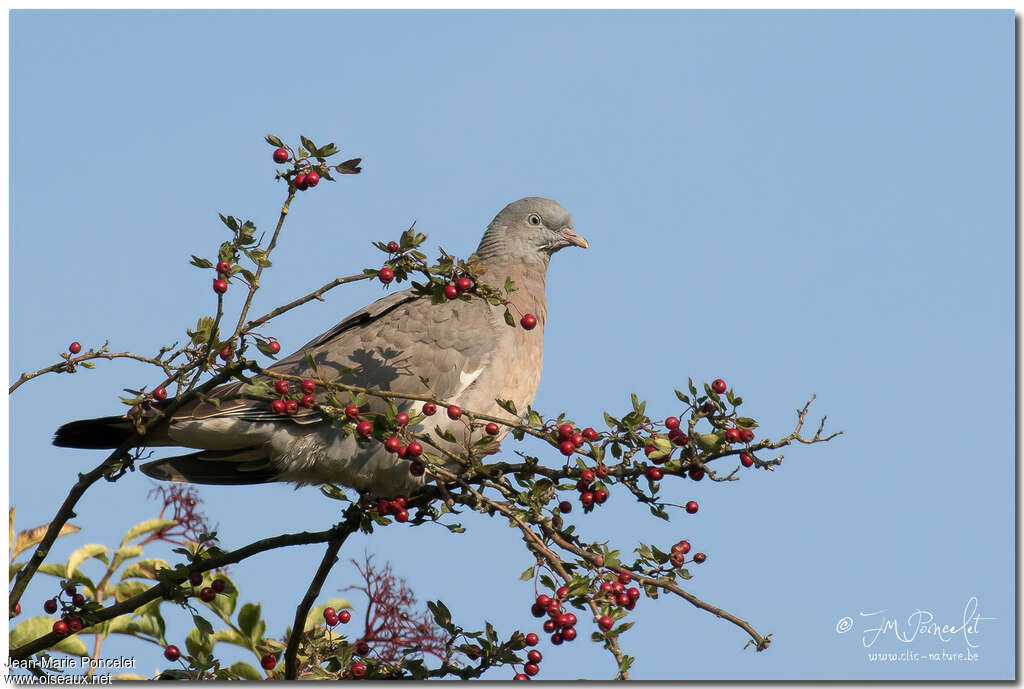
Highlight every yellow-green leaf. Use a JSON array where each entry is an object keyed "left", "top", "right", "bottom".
[
  {"left": 303, "top": 598, "right": 351, "bottom": 632},
  {"left": 121, "top": 558, "right": 170, "bottom": 581},
  {"left": 9, "top": 616, "right": 89, "bottom": 656},
  {"left": 110, "top": 545, "right": 144, "bottom": 571},
  {"left": 107, "top": 612, "right": 164, "bottom": 641},
  {"left": 114, "top": 579, "right": 151, "bottom": 604},
  {"left": 66, "top": 544, "right": 110, "bottom": 579},
  {"left": 230, "top": 662, "right": 262, "bottom": 681},
  {"left": 120, "top": 519, "right": 178, "bottom": 548},
  {"left": 11, "top": 521, "right": 81, "bottom": 561}
]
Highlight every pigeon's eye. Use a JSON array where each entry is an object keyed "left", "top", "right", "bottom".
[{"left": 527, "top": 214, "right": 542, "bottom": 226}]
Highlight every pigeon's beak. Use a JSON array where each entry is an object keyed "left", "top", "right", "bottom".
[{"left": 558, "top": 227, "right": 589, "bottom": 249}]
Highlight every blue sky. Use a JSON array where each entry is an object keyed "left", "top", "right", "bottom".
[{"left": 8, "top": 10, "right": 1014, "bottom": 680}]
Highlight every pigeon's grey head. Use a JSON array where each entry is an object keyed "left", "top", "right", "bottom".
[{"left": 476, "top": 197, "right": 588, "bottom": 263}]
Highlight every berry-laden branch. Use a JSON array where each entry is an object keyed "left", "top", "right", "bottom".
[
  {"left": 283, "top": 502, "right": 364, "bottom": 680},
  {"left": 9, "top": 341, "right": 185, "bottom": 394}
]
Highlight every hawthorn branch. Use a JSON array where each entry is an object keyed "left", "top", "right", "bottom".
[
  {"left": 283, "top": 503, "right": 364, "bottom": 680},
  {"left": 9, "top": 350, "right": 183, "bottom": 394},
  {"left": 243, "top": 273, "right": 376, "bottom": 334},
  {"left": 231, "top": 189, "right": 296, "bottom": 337}
]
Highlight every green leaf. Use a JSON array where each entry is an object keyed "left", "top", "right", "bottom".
[
  {"left": 107, "top": 611, "right": 165, "bottom": 641},
  {"left": 503, "top": 309, "right": 515, "bottom": 327},
  {"left": 496, "top": 398, "right": 517, "bottom": 416},
  {"left": 504, "top": 276, "right": 517, "bottom": 294},
  {"left": 218, "top": 213, "right": 239, "bottom": 231},
  {"left": 110, "top": 545, "right": 143, "bottom": 572},
  {"left": 674, "top": 389, "right": 689, "bottom": 403},
  {"left": 300, "top": 135, "right": 318, "bottom": 156},
  {"left": 231, "top": 662, "right": 263, "bottom": 681},
  {"left": 519, "top": 565, "right": 536, "bottom": 581},
  {"left": 238, "top": 602, "right": 262, "bottom": 642},
  {"left": 121, "top": 558, "right": 170, "bottom": 581},
  {"left": 190, "top": 255, "right": 214, "bottom": 269},
  {"left": 265, "top": 134, "right": 285, "bottom": 147},
  {"left": 192, "top": 613, "right": 214, "bottom": 638},
  {"left": 9, "top": 616, "right": 89, "bottom": 656},
  {"left": 66, "top": 544, "right": 110, "bottom": 578},
  {"left": 735, "top": 417, "right": 758, "bottom": 429},
  {"left": 123, "top": 519, "right": 178, "bottom": 547}
]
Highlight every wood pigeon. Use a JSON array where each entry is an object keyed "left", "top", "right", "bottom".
[{"left": 53, "top": 198, "right": 588, "bottom": 497}]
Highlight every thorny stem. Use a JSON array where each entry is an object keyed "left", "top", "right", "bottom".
[
  {"left": 284, "top": 503, "right": 364, "bottom": 680},
  {"left": 243, "top": 273, "right": 376, "bottom": 334},
  {"left": 9, "top": 350, "right": 183, "bottom": 395}
]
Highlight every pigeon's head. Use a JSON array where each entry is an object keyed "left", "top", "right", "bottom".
[{"left": 476, "top": 197, "right": 588, "bottom": 263}]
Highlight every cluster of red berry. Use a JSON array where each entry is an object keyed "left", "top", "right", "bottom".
[
  {"left": 161, "top": 575, "right": 230, "bottom": 664},
  {"left": 668, "top": 539, "right": 706, "bottom": 567},
  {"left": 44, "top": 584, "right": 88, "bottom": 638},
  {"left": 555, "top": 423, "right": 598, "bottom": 458},
  {"left": 269, "top": 379, "right": 317, "bottom": 416},
  {"left": 213, "top": 258, "right": 232, "bottom": 295},
  {"left": 527, "top": 588, "right": 581, "bottom": 651},
  {"left": 373, "top": 495, "right": 410, "bottom": 523},
  {"left": 322, "top": 606, "right": 352, "bottom": 627},
  {"left": 558, "top": 462, "right": 610, "bottom": 517},
  {"left": 273, "top": 148, "right": 321, "bottom": 191},
  {"left": 442, "top": 275, "right": 474, "bottom": 299},
  {"left": 513, "top": 648, "right": 544, "bottom": 680}
]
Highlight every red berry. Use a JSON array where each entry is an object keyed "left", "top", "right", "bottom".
[
  {"left": 562, "top": 612, "right": 577, "bottom": 628},
  {"left": 712, "top": 378, "right": 727, "bottom": 393},
  {"left": 531, "top": 603, "right": 545, "bottom": 618},
  {"left": 423, "top": 401, "right": 437, "bottom": 416},
  {"left": 261, "top": 653, "right": 277, "bottom": 670},
  {"left": 645, "top": 466, "right": 663, "bottom": 481},
  {"left": 627, "top": 586, "right": 640, "bottom": 600},
  {"left": 571, "top": 433, "right": 584, "bottom": 448},
  {"left": 594, "top": 489, "right": 608, "bottom": 504},
  {"left": 543, "top": 619, "right": 556, "bottom": 633},
  {"left": 612, "top": 581, "right": 624, "bottom": 595},
  {"left": 392, "top": 496, "right": 407, "bottom": 509},
  {"left": 386, "top": 241, "right": 400, "bottom": 252},
  {"left": 740, "top": 453, "right": 754, "bottom": 467},
  {"left": 300, "top": 394, "right": 315, "bottom": 409},
  {"left": 199, "top": 587, "right": 216, "bottom": 602},
  {"left": 273, "top": 148, "right": 289, "bottom": 163},
  {"left": 520, "top": 313, "right": 538, "bottom": 330},
  {"left": 546, "top": 602, "right": 561, "bottom": 618},
  {"left": 701, "top": 401, "right": 715, "bottom": 414},
  {"left": 339, "top": 610, "right": 351, "bottom": 624},
  {"left": 685, "top": 501, "right": 699, "bottom": 514},
  {"left": 665, "top": 416, "right": 680, "bottom": 430},
  {"left": 325, "top": 613, "right": 339, "bottom": 627},
  {"left": 52, "top": 620, "right": 68, "bottom": 637},
  {"left": 323, "top": 607, "right": 336, "bottom": 619},
  {"left": 618, "top": 572, "right": 632, "bottom": 585},
  {"left": 274, "top": 380, "right": 290, "bottom": 395},
  {"left": 688, "top": 468, "right": 705, "bottom": 481},
  {"left": 514, "top": 674, "right": 529, "bottom": 681},
  {"left": 68, "top": 342, "right": 82, "bottom": 354},
  {"left": 740, "top": 428, "right": 754, "bottom": 443},
  {"left": 617, "top": 592, "right": 631, "bottom": 607},
  {"left": 580, "top": 491, "right": 595, "bottom": 506},
  {"left": 644, "top": 444, "right": 656, "bottom": 457},
  {"left": 213, "top": 279, "right": 228, "bottom": 294},
  {"left": 211, "top": 579, "right": 226, "bottom": 593},
  {"left": 69, "top": 617, "right": 86, "bottom": 633},
  {"left": 406, "top": 441, "right": 423, "bottom": 457},
  {"left": 525, "top": 632, "right": 539, "bottom": 646},
  {"left": 301, "top": 379, "right": 316, "bottom": 394},
  {"left": 378, "top": 267, "right": 395, "bottom": 284},
  {"left": 153, "top": 386, "right": 167, "bottom": 401},
  {"left": 267, "top": 340, "right": 281, "bottom": 354},
  {"left": 395, "top": 412, "right": 409, "bottom": 426},
  {"left": 595, "top": 464, "right": 609, "bottom": 479},
  {"left": 536, "top": 594, "right": 552, "bottom": 607},
  {"left": 550, "top": 632, "right": 563, "bottom": 645},
  {"left": 384, "top": 436, "right": 402, "bottom": 453},
  {"left": 694, "top": 552, "right": 707, "bottom": 563},
  {"left": 527, "top": 649, "right": 542, "bottom": 663},
  {"left": 674, "top": 540, "right": 691, "bottom": 555},
  {"left": 562, "top": 626, "right": 577, "bottom": 641},
  {"left": 13, "top": 603, "right": 20, "bottom": 615},
  {"left": 580, "top": 469, "right": 595, "bottom": 484},
  {"left": 485, "top": 422, "right": 499, "bottom": 435},
  {"left": 558, "top": 440, "right": 575, "bottom": 456},
  {"left": 524, "top": 663, "right": 539, "bottom": 676},
  {"left": 356, "top": 421, "right": 373, "bottom": 437},
  {"left": 557, "top": 424, "right": 574, "bottom": 440},
  {"left": 216, "top": 260, "right": 232, "bottom": 275},
  {"left": 455, "top": 276, "right": 473, "bottom": 293},
  {"left": 558, "top": 500, "right": 572, "bottom": 514},
  {"left": 395, "top": 509, "right": 409, "bottom": 523},
  {"left": 598, "top": 616, "right": 613, "bottom": 631},
  {"left": 164, "top": 644, "right": 181, "bottom": 661},
  {"left": 726, "top": 428, "right": 740, "bottom": 443},
  {"left": 271, "top": 399, "right": 286, "bottom": 414},
  {"left": 409, "top": 461, "right": 425, "bottom": 476},
  {"left": 556, "top": 586, "right": 569, "bottom": 599},
  {"left": 582, "top": 427, "right": 598, "bottom": 442},
  {"left": 219, "top": 346, "right": 232, "bottom": 361},
  {"left": 350, "top": 662, "right": 366, "bottom": 678},
  {"left": 285, "top": 400, "right": 299, "bottom": 416},
  {"left": 44, "top": 599, "right": 58, "bottom": 614},
  {"left": 599, "top": 581, "right": 614, "bottom": 596},
  {"left": 294, "top": 172, "right": 308, "bottom": 189},
  {"left": 671, "top": 430, "right": 690, "bottom": 446},
  {"left": 444, "top": 283, "right": 459, "bottom": 300},
  {"left": 447, "top": 404, "right": 462, "bottom": 420},
  {"left": 345, "top": 404, "right": 360, "bottom": 419},
  {"left": 354, "top": 641, "right": 370, "bottom": 656},
  {"left": 305, "top": 171, "right": 320, "bottom": 188},
  {"left": 189, "top": 573, "right": 203, "bottom": 586}
]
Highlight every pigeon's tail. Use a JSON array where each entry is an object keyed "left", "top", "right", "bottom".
[
  {"left": 53, "top": 416, "right": 137, "bottom": 449},
  {"left": 140, "top": 450, "right": 280, "bottom": 486}
]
